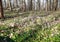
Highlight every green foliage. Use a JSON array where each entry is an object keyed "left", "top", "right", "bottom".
[
  {"left": 0, "top": 36, "right": 14, "bottom": 42},
  {"left": 0, "top": 11, "right": 60, "bottom": 42}
]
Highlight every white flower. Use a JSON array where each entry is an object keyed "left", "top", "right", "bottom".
[
  {"left": 51, "top": 29, "right": 54, "bottom": 31},
  {"left": 54, "top": 26, "right": 58, "bottom": 29},
  {"left": 9, "top": 23, "right": 15, "bottom": 27},
  {"left": 1, "top": 34, "right": 4, "bottom": 36},
  {"left": 44, "top": 37, "right": 47, "bottom": 39},
  {"left": 51, "top": 34, "right": 54, "bottom": 36},
  {"left": 10, "top": 33, "right": 13, "bottom": 38},
  {"left": 57, "top": 33, "right": 59, "bottom": 35}
]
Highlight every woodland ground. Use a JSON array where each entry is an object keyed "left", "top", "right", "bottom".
[{"left": 0, "top": 11, "right": 60, "bottom": 42}]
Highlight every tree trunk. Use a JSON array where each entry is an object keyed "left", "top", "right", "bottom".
[
  {"left": 21, "top": 0, "right": 26, "bottom": 12},
  {"left": 0, "top": 0, "right": 4, "bottom": 18},
  {"left": 16, "top": 0, "right": 19, "bottom": 7},
  {"left": 46, "top": 0, "right": 48, "bottom": 11},
  {"left": 4, "top": 0, "right": 6, "bottom": 9},
  {"left": 9, "top": 0, "right": 13, "bottom": 11},
  {"left": 53, "top": 0, "right": 58, "bottom": 11},
  {"left": 28, "top": 0, "right": 32, "bottom": 10},
  {"left": 54, "top": 0, "right": 58, "bottom": 10},
  {"left": 49, "top": 0, "right": 51, "bottom": 11},
  {"left": 37, "top": 0, "right": 40, "bottom": 10}
]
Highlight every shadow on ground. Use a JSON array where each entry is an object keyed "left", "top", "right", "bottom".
[{"left": 0, "top": 36, "right": 14, "bottom": 42}]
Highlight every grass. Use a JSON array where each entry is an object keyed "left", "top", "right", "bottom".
[
  {"left": 15, "top": 23, "right": 60, "bottom": 42},
  {"left": 0, "top": 11, "right": 60, "bottom": 42},
  {"left": 1, "top": 23, "right": 60, "bottom": 42},
  {"left": 0, "top": 22, "right": 60, "bottom": 42}
]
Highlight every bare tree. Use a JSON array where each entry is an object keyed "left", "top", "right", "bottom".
[
  {"left": 46, "top": 0, "right": 48, "bottom": 11},
  {"left": 23, "top": 0, "right": 26, "bottom": 12},
  {"left": 16, "top": 0, "right": 19, "bottom": 7},
  {"left": 9, "top": 0, "right": 13, "bottom": 11},
  {"left": 49, "top": 0, "right": 51, "bottom": 11},
  {"left": 4, "top": 0, "right": 7, "bottom": 9},
  {"left": 53, "top": 0, "right": 58, "bottom": 11},
  {"left": 37, "top": 0, "right": 40, "bottom": 10},
  {"left": 28, "top": 0, "right": 32, "bottom": 10},
  {"left": 0, "top": 0, "right": 4, "bottom": 18}
]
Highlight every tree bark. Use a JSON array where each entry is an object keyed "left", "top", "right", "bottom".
[
  {"left": 52, "top": 0, "right": 58, "bottom": 11},
  {"left": 48, "top": 0, "right": 52, "bottom": 11},
  {"left": 4, "top": 0, "right": 6, "bottom": 9},
  {"left": 0, "top": 0, "right": 4, "bottom": 18},
  {"left": 37, "top": 0, "right": 40, "bottom": 10},
  {"left": 16, "top": 0, "right": 19, "bottom": 7},
  {"left": 28, "top": 0, "right": 32, "bottom": 10},
  {"left": 46, "top": 0, "right": 48, "bottom": 11}
]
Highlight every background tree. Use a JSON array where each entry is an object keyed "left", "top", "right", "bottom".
[
  {"left": 16, "top": 0, "right": 19, "bottom": 7},
  {"left": 3, "top": 0, "right": 7, "bottom": 9},
  {"left": 9, "top": 0, "right": 13, "bottom": 11},
  {"left": 53, "top": 0, "right": 58, "bottom": 11},
  {"left": 0, "top": 0, "right": 4, "bottom": 18},
  {"left": 37, "top": 0, "right": 40, "bottom": 10},
  {"left": 28, "top": 0, "right": 32, "bottom": 11}
]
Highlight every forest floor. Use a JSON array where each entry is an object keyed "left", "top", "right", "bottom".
[{"left": 0, "top": 11, "right": 60, "bottom": 42}]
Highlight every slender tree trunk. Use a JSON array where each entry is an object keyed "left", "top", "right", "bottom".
[
  {"left": 7, "top": 0, "right": 12, "bottom": 10},
  {"left": 9, "top": 0, "right": 13, "bottom": 11},
  {"left": 28, "top": 0, "right": 32, "bottom": 10},
  {"left": 46, "top": 0, "right": 48, "bottom": 11},
  {"left": 16, "top": 0, "right": 19, "bottom": 7},
  {"left": 23, "top": 0, "right": 26, "bottom": 12},
  {"left": 4, "top": 0, "right": 6, "bottom": 9},
  {"left": 53, "top": 0, "right": 58, "bottom": 11},
  {"left": 46, "top": 0, "right": 51, "bottom": 11},
  {"left": 52, "top": 0, "right": 54, "bottom": 10},
  {"left": 0, "top": 0, "right": 4, "bottom": 18},
  {"left": 32, "top": 0, "right": 35, "bottom": 11},
  {"left": 55, "top": 0, "right": 58, "bottom": 10},
  {"left": 37, "top": 0, "right": 40, "bottom": 10},
  {"left": 49, "top": 0, "right": 51, "bottom": 11}
]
